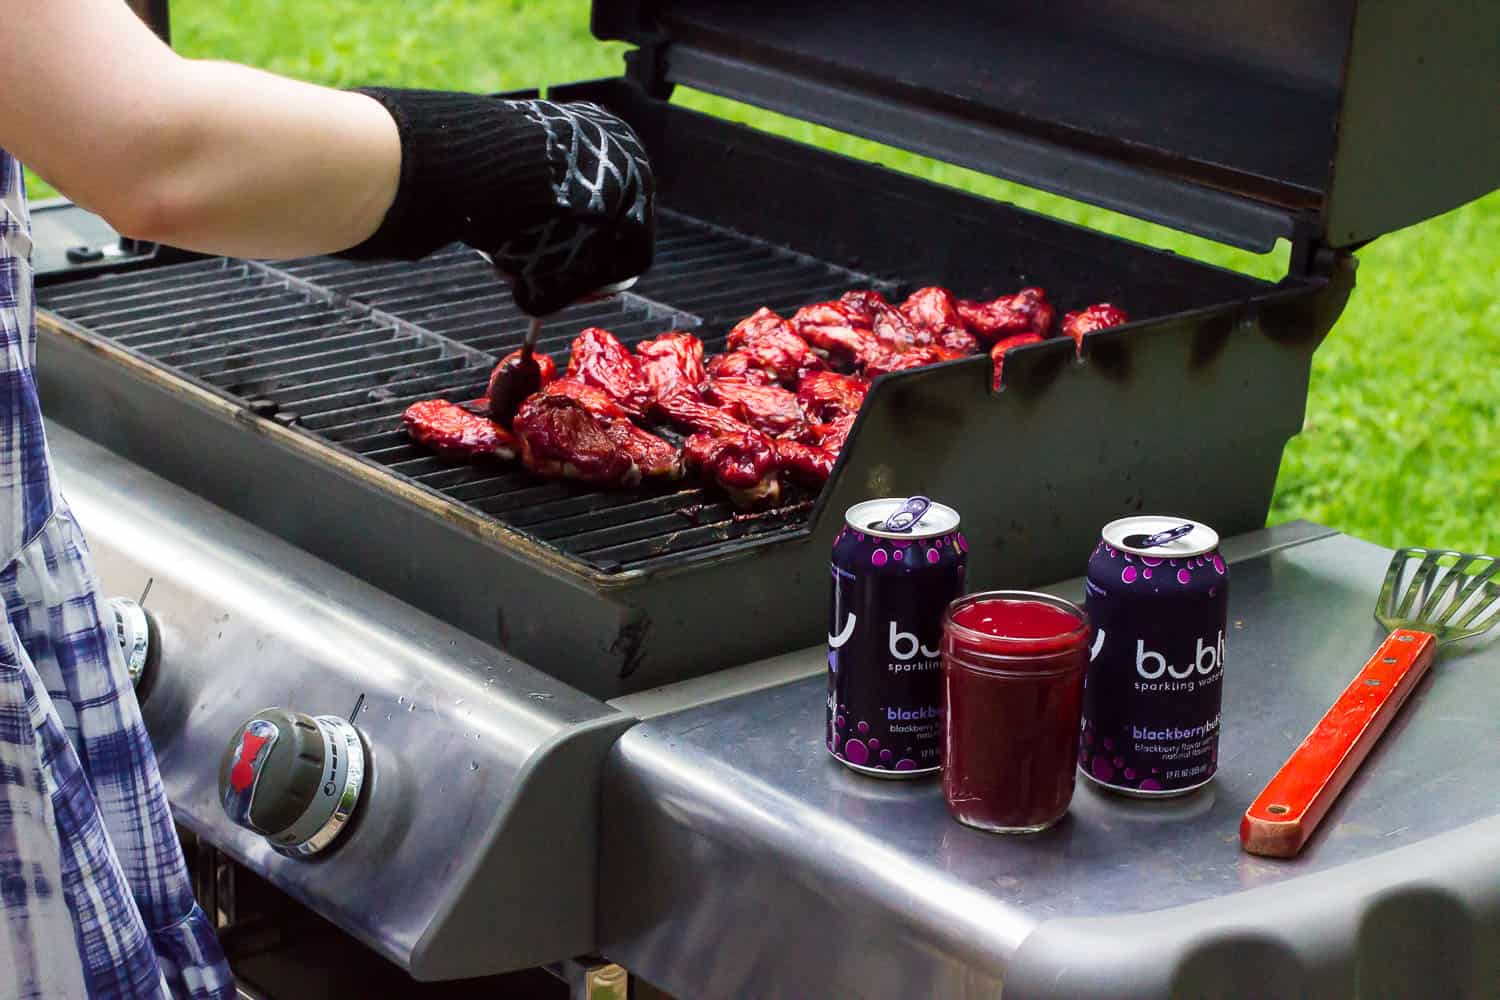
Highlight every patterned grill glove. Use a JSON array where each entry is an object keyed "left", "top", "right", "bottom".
[
  {"left": 337, "top": 91, "right": 655, "bottom": 316},
  {"left": 489, "top": 101, "right": 655, "bottom": 316}
]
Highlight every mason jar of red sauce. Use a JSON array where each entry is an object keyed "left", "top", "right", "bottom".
[{"left": 942, "top": 591, "right": 1091, "bottom": 833}]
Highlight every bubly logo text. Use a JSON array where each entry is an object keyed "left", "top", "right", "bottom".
[
  {"left": 889, "top": 622, "right": 940, "bottom": 660},
  {"left": 828, "top": 615, "right": 940, "bottom": 659},
  {"left": 1135, "top": 630, "right": 1225, "bottom": 680}
]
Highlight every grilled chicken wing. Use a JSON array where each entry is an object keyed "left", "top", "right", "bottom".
[
  {"left": 567, "top": 327, "right": 656, "bottom": 418},
  {"left": 1061, "top": 303, "right": 1129, "bottom": 349},
  {"left": 795, "top": 371, "right": 868, "bottom": 423},
  {"left": 861, "top": 344, "right": 969, "bottom": 379},
  {"left": 988, "top": 333, "right": 1046, "bottom": 390},
  {"left": 838, "top": 289, "right": 892, "bottom": 325},
  {"left": 900, "top": 286, "right": 980, "bottom": 355},
  {"left": 636, "top": 331, "right": 708, "bottom": 405},
  {"left": 804, "top": 412, "right": 857, "bottom": 454},
  {"left": 515, "top": 378, "right": 683, "bottom": 484},
  {"left": 704, "top": 379, "right": 807, "bottom": 437},
  {"left": 403, "top": 399, "right": 519, "bottom": 461},
  {"left": 514, "top": 393, "right": 639, "bottom": 487},
  {"left": 723, "top": 308, "right": 826, "bottom": 386},
  {"left": 957, "top": 287, "right": 1055, "bottom": 343},
  {"left": 706, "top": 351, "right": 778, "bottom": 385},
  {"left": 685, "top": 429, "right": 782, "bottom": 509},
  {"left": 774, "top": 438, "right": 836, "bottom": 486},
  {"left": 790, "top": 301, "right": 883, "bottom": 364}
]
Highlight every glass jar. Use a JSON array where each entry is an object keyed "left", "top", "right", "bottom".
[{"left": 941, "top": 591, "right": 1091, "bottom": 833}]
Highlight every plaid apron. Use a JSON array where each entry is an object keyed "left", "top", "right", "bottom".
[{"left": 0, "top": 152, "right": 234, "bottom": 998}]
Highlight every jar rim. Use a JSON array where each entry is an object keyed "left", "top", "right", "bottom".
[{"left": 944, "top": 590, "right": 1091, "bottom": 651}]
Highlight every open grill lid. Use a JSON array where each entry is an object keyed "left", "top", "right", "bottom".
[{"left": 594, "top": 0, "right": 1498, "bottom": 254}]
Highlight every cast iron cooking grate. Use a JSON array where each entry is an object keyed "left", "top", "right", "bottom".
[{"left": 38, "top": 211, "right": 897, "bottom": 573}]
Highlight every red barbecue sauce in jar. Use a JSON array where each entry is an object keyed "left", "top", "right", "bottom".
[{"left": 942, "top": 592, "right": 1091, "bottom": 833}]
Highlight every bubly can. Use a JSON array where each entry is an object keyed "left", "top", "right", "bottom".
[
  {"left": 1080, "top": 516, "right": 1227, "bottom": 796},
  {"left": 828, "top": 496, "right": 967, "bottom": 777}
]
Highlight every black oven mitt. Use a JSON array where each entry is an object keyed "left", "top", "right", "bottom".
[{"left": 337, "top": 90, "right": 655, "bottom": 317}]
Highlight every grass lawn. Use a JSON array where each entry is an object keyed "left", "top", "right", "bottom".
[{"left": 32, "top": 1, "right": 1497, "bottom": 552}]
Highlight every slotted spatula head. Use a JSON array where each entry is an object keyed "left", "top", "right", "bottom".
[{"left": 1377, "top": 548, "right": 1500, "bottom": 643}]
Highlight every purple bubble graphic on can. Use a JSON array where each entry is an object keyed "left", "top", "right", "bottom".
[
  {"left": 828, "top": 497, "right": 966, "bottom": 778},
  {"left": 1080, "top": 515, "right": 1227, "bottom": 797}
]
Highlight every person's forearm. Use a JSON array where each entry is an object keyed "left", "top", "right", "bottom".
[
  {"left": 123, "top": 60, "right": 401, "bottom": 258},
  {"left": 0, "top": 0, "right": 398, "bottom": 259}
]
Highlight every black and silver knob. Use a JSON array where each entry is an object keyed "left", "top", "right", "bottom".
[
  {"left": 219, "top": 708, "right": 366, "bottom": 857},
  {"left": 107, "top": 597, "right": 158, "bottom": 691}
]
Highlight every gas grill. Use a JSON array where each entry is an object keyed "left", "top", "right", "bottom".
[
  {"left": 29, "top": 0, "right": 1497, "bottom": 992},
  {"left": 33, "top": 74, "right": 1361, "bottom": 697}
]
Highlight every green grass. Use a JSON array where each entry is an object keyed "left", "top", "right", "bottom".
[{"left": 31, "top": 0, "right": 1498, "bottom": 552}]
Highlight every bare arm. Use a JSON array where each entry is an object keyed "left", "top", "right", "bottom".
[{"left": 0, "top": 0, "right": 400, "bottom": 258}]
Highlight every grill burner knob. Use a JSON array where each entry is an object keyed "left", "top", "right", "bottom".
[
  {"left": 107, "top": 597, "right": 158, "bottom": 692},
  {"left": 219, "top": 708, "right": 366, "bottom": 857}
]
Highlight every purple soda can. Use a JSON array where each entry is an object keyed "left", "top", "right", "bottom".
[
  {"left": 828, "top": 497, "right": 967, "bottom": 777},
  {"left": 1080, "top": 515, "right": 1228, "bottom": 797}
]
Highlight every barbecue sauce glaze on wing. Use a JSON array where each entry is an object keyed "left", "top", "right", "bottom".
[
  {"left": 988, "top": 333, "right": 1046, "bottom": 390},
  {"left": 723, "top": 307, "right": 827, "bottom": 386},
  {"left": 704, "top": 379, "right": 807, "bottom": 438},
  {"left": 900, "top": 286, "right": 981, "bottom": 355},
  {"left": 636, "top": 331, "right": 708, "bottom": 405},
  {"left": 796, "top": 371, "right": 868, "bottom": 423},
  {"left": 685, "top": 429, "right": 782, "bottom": 508},
  {"left": 957, "top": 287, "right": 1055, "bottom": 343},
  {"left": 513, "top": 392, "right": 641, "bottom": 487},
  {"left": 774, "top": 438, "right": 836, "bottom": 487},
  {"left": 402, "top": 399, "right": 518, "bottom": 461},
  {"left": 567, "top": 327, "right": 656, "bottom": 418},
  {"left": 518, "top": 378, "right": 684, "bottom": 482},
  {"left": 1061, "top": 303, "right": 1129, "bottom": 349},
  {"left": 404, "top": 284, "right": 1124, "bottom": 506}
]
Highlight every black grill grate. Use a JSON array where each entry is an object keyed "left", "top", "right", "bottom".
[{"left": 39, "top": 211, "right": 894, "bottom": 573}]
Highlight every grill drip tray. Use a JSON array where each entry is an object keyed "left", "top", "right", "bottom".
[{"left": 38, "top": 211, "right": 892, "bottom": 574}]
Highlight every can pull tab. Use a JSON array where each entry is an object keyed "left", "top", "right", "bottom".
[
  {"left": 881, "top": 496, "right": 931, "bottom": 533},
  {"left": 1129, "top": 523, "right": 1195, "bottom": 549}
]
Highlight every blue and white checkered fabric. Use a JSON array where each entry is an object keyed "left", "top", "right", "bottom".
[{"left": 0, "top": 151, "right": 234, "bottom": 998}]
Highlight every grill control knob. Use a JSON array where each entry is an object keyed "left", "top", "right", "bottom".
[
  {"left": 219, "top": 708, "right": 366, "bottom": 857},
  {"left": 107, "top": 597, "right": 158, "bottom": 692}
]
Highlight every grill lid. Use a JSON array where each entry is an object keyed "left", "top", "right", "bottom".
[{"left": 594, "top": 0, "right": 1498, "bottom": 253}]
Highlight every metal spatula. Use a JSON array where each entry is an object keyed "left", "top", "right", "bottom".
[{"left": 1242, "top": 547, "right": 1500, "bottom": 858}]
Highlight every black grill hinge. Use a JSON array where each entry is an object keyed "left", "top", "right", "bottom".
[
  {"left": 624, "top": 41, "right": 674, "bottom": 101},
  {"left": 1285, "top": 210, "right": 1347, "bottom": 279},
  {"left": 1288, "top": 239, "right": 1346, "bottom": 281}
]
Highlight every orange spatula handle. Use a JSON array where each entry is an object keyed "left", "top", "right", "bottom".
[{"left": 1240, "top": 628, "right": 1437, "bottom": 858}]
